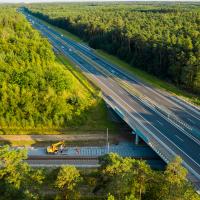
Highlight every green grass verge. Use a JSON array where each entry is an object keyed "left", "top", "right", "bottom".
[
  {"left": 56, "top": 54, "right": 97, "bottom": 95},
  {"left": 80, "top": 98, "right": 118, "bottom": 131},
  {"left": 56, "top": 53, "right": 118, "bottom": 132},
  {"left": 38, "top": 18, "right": 84, "bottom": 43},
  {"left": 37, "top": 18, "right": 200, "bottom": 106}
]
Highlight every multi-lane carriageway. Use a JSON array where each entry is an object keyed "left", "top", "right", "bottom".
[{"left": 21, "top": 9, "right": 200, "bottom": 190}]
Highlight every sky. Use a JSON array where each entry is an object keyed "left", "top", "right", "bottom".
[{"left": 0, "top": 0, "right": 199, "bottom": 3}]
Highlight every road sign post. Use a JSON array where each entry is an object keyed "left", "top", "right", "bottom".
[{"left": 107, "top": 128, "right": 110, "bottom": 153}]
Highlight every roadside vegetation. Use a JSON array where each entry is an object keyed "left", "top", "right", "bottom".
[
  {"left": 56, "top": 54, "right": 118, "bottom": 132},
  {"left": 0, "top": 7, "right": 117, "bottom": 134},
  {"left": 0, "top": 145, "right": 199, "bottom": 200},
  {"left": 24, "top": 2, "right": 200, "bottom": 104}
]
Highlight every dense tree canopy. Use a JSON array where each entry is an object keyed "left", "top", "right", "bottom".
[
  {"left": 98, "top": 153, "right": 199, "bottom": 200},
  {"left": 0, "top": 145, "right": 44, "bottom": 200},
  {"left": 0, "top": 146, "right": 199, "bottom": 200},
  {"left": 0, "top": 7, "right": 96, "bottom": 128},
  {"left": 25, "top": 3, "right": 200, "bottom": 94},
  {"left": 55, "top": 166, "right": 82, "bottom": 199}
]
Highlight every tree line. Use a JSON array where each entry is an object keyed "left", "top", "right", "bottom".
[
  {"left": 0, "top": 145, "right": 199, "bottom": 200},
  {"left": 0, "top": 7, "right": 96, "bottom": 129},
  {"left": 24, "top": 3, "right": 200, "bottom": 94}
]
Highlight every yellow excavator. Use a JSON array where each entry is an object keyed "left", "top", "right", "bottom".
[{"left": 46, "top": 141, "right": 64, "bottom": 154}]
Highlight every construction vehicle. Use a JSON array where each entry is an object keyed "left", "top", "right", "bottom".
[{"left": 46, "top": 141, "right": 64, "bottom": 154}]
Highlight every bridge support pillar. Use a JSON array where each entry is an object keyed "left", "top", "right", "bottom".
[{"left": 135, "top": 134, "right": 140, "bottom": 145}]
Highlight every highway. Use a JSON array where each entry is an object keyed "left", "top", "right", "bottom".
[
  {"left": 30, "top": 16, "right": 200, "bottom": 141},
  {"left": 21, "top": 10, "right": 200, "bottom": 189},
  {"left": 37, "top": 21, "right": 200, "bottom": 139}
]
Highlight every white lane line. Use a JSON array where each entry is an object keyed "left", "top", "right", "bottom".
[
  {"left": 171, "top": 96, "right": 200, "bottom": 117},
  {"left": 62, "top": 46, "right": 200, "bottom": 180},
  {"left": 80, "top": 62, "right": 200, "bottom": 170},
  {"left": 119, "top": 90, "right": 124, "bottom": 94},
  {"left": 175, "top": 135, "right": 184, "bottom": 142},
  {"left": 96, "top": 53, "right": 200, "bottom": 144},
  {"left": 157, "top": 120, "right": 163, "bottom": 126}
]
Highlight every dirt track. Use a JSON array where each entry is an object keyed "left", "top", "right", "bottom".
[{"left": 0, "top": 133, "right": 128, "bottom": 142}]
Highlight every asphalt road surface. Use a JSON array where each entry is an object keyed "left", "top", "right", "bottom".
[{"left": 21, "top": 10, "right": 200, "bottom": 189}]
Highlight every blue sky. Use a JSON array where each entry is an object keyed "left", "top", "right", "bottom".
[{"left": 0, "top": 0, "right": 199, "bottom": 3}]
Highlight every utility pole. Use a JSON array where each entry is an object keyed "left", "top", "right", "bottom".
[{"left": 106, "top": 128, "right": 109, "bottom": 153}]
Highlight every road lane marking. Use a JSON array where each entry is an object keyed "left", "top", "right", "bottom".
[
  {"left": 119, "top": 90, "right": 124, "bottom": 94},
  {"left": 157, "top": 120, "right": 163, "bottom": 126},
  {"left": 175, "top": 135, "right": 184, "bottom": 142},
  {"left": 70, "top": 56, "right": 200, "bottom": 170},
  {"left": 170, "top": 96, "right": 200, "bottom": 118}
]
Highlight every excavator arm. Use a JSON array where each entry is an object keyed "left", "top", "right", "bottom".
[{"left": 46, "top": 141, "right": 64, "bottom": 154}]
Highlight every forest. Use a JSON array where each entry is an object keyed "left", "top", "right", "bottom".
[
  {"left": 24, "top": 3, "right": 200, "bottom": 94},
  {"left": 0, "top": 7, "right": 96, "bottom": 129},
  {"left": 0, "top": 145, "right": 200, "bottom": 200}
]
